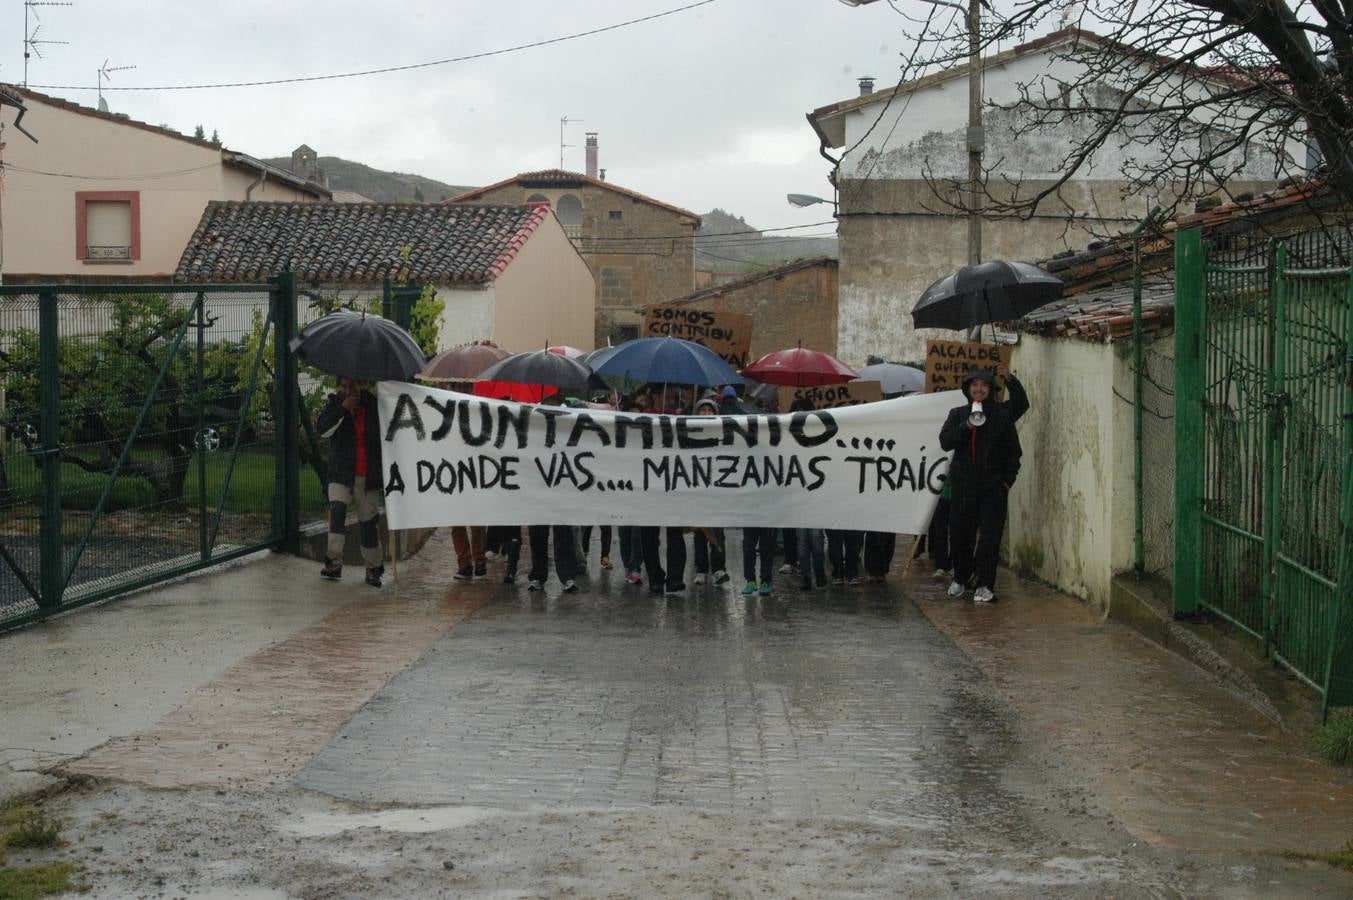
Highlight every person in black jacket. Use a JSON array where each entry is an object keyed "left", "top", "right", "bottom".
[
  {"left": 929, "top": 362, "right": 1027, "bottom": 582},
  {"left": 938, "top": 368, "right": 1021, "bottom": 603},
  {"left": 316, "top": 378, "right": 385, "bottom": 587}
]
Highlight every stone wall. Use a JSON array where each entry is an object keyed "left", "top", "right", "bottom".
[{"left": 455, "top": 183, "right": 695, "bottom": 348}]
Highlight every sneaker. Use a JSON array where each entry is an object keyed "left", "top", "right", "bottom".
[
  {"left": 474, "top": 562, "right": 487, "bottom": 578},
  {"left": 527, "top": 580, "right": 543, "bottom": 592},
  {"left": 453, "top": 566, "right": 473, "bottom": 581},
  {"left": 562, "top": 580, "right": 580, "bottom": 594},
  {"left": 973, "top": 586, "right": 996, "bottom": 603},
  {"left": 600, "top": 555, "right": 613, "bottom": 570},
  {"left": 932, "top": 567, "right": 953, "bottom": 582},
  {"left": 848, "top": 576, "right": 864, "bottom": 585},
  {"left": 946, "top": 580, "right": 965, "bottom": 598},
  {"left": 832, "top": 577, "right": 846, "bottom": 587},
  {"left": 485, "top": 550, "right": 500, "bottom": 562},
  {"left": 503, "top": 572, "right": 516, "bottom": 584},
  {"left": 365, "top": 566, "right": 383, "bottom": 588},
  {"left": 665, "top": 582, "right": 686, "bottom": 594},
  {"left": 713, "top": 569, "right": 730, "bottom": 585},
  {"left": 759, "top": 581, "right": 771, "bottom": 596},
  {"left": 649, "top": 583, "right": 666, "bottom": 594},
  {"left": 320, "top": 558, "right": 343, "bottom": 579},
  {"left": 625, "top": 570, "right": 643, "bottom": 585},
  {"left": 693, "top": 573, "right": 707, "bottom": 585},
  {"left": 778, "top": 563, "right": 793, "bottom": 574},
  {"left": 741, "top": 581, "right": 757, "bottom": 595}
]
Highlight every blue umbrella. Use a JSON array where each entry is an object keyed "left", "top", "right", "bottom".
[{"left": 589, "top": 337, "right": 744, "bottom": 387}]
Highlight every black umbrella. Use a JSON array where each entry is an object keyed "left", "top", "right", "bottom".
[
  {"left": 290, "top": 310, "right": 427, "bottom": 381},
  {"left": 911, "top": 260, "right": 1064, "bottom": 331},
  {"left": 477, "top": 349, "right": 597, "bottom": 394}
]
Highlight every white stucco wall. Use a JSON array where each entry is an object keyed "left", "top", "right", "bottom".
[
  {"left": 438, "top": 285, "right": 497, "bottom": 349},
  {"left": 1004, "top": 333, "right": 1141, "bottom": 611},
  {"left": 491, "top": 216, "right": 596, "bottom": 352}
]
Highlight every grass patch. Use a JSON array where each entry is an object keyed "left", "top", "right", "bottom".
[
  {"left": 1314, "top": 712, "right": 1353, "bottom": 765},
  {"left": 1283, "top": 839, "right": 1353, "bottom": 870},
  {"left": 1, "top": 803, "right": 63, "bottom": 850},
  {"left": 0, "top": 862, "right": 83, "bottom": 899}
]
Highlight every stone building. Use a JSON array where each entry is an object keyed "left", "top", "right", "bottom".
[
  {"left": 446, "top": 142, "right": 699, "bottom": 348},
  {"left": 806, "top": 28, "right": 1302, "bottom": 364},
  {"left": 663, "top": 257, "right": 839, "bottom": 360}
]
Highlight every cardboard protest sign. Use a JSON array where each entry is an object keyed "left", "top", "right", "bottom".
[
  {"left": 378, "top": 382, "right": 961, "bottom": 532},
  {"left": 776, "top": 380, "right": 883, "bottom": 413},
  {"left": 643, "top": 306, "right": 754, "bottom": 368},
  {"left": 924, "top": 340, "right": 1011, "bottom": 397}
]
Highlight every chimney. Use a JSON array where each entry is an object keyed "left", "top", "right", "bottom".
[
  {"left": 585, "top": 132, "right": 598, "bottom": 178},
  {"left": 857, "top": 76, "right": 876, "bottom": 96}
]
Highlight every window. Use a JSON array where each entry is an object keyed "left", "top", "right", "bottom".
[
  {"left": 556, "top": 194, "right": 582, "bottom": 226},
  {"left": 76, "top": 191, "right": 140, "bottom": 262},
  {"left": 617, "top": 325, "right": 640, "bottom": 343},
  {"left": 609, "top": 210, "right": 623, "bottom": 221},
  {"left": 526, "top": 193, "right": 549, "bottom": 204}
]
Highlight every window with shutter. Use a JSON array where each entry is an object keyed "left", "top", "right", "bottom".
[{"left": 75, "top": 191, "right": 140, "bottom": 262}]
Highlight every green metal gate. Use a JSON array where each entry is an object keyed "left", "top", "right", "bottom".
[
  {"left": 0, "top": 275, "right": 309, "bottom": 630},
  {"left": 1175, "top": 229, "right": 1353, "bottom": 709}
]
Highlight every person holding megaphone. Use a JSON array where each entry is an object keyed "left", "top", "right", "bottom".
[{"left": 938, "top": 368, "right": 1023, "bottom": 603}]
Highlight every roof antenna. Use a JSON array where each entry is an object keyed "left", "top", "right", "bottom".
[
  {"left": 97, "top": 58, "right": 136, "bottom": 112},
  {"left": 23, "top": 1, "right": 73, "bottom": 88},
  {"left": 559, "top": 115, "right": 582, "bottom": 169}
]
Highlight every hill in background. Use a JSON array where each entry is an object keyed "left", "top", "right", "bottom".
[
  {"left": 262, "top": 155, "right": 474, "bottom": 203},
  {"left": 695, "top": 208, "right": 837, "bottom": 276}
]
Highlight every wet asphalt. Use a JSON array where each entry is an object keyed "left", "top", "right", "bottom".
[{"left": 7, "top": 528, "right": 1353, "bottom": 896}]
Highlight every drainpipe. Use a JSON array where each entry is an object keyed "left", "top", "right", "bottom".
[
  {"left": 1132, "top": 205, "right": 1162, "bottom": 574},
  {"left": 246, "top": 167, "right": 268, "bottom": 201}
]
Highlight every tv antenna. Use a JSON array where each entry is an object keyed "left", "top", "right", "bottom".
[
  {"left": 560, "top": 115, "right": 582, "bottom": 169},
  {"left": 23, "top": 1, "right": 73, "bottom": 87},
  {"left": 97, "top": 58, "right": 136, "bottom": 111}
]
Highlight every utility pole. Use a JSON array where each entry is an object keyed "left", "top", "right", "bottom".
[{"left": 965, "top": 0, "right": 983, "bottom": 266}]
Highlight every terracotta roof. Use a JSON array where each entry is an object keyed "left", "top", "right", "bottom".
[
  {"left": 6, "top": 85, "right": 329, "bottom": 199},
  {"left": 1019, "top": 276, "right": 1176, "bottom": 342},
  {"left": 663, "top": 257, "right": 838, "bottom": 307},
  {"left": 175, "top": 201, "right": 552, "bottom": 284},
  {"left": 446, "top": 169, "right": 699, "bottom": 224}
]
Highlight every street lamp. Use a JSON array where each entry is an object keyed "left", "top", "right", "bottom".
[
  {"left": 787, "top": 193, "right": 838, "bottom": 209},
  {"left": 842, "top": 0, "right": 983, "bottom": 265}
]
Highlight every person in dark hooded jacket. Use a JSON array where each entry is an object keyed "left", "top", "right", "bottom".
[
  {"left": 938, "top": 368, "right": 1021, "bottom": 602},
  {"left": 315, "top": 377, "right": 385, "bottom": 587}
]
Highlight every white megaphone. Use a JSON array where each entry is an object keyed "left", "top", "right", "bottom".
[{"left": 968, "top": 401, "right": 986, "bottom": 427}]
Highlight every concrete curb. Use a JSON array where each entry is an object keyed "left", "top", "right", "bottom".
[{"left": 1108, "top": 573, "right": 1320, "bottom": 735}]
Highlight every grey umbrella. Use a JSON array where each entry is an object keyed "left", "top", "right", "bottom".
[
  {"left": 290, "top": 310, "right": 426, "bottom": 381},
  {"left": 853, "top": 362, "right": 926, "bottom": 395}
]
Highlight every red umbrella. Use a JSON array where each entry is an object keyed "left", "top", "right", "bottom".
[
  {"left": 546, "top": 345, "right": 586, "bottom": 358},
  {"left": 417, "top": 341, "right": 510, "bottom": 383},
  {"left": 743, "top": 347, "right": 859, "bottom": 387}
]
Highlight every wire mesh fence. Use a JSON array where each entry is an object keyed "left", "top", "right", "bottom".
[{"left": 1, "top": 283, "right": 324, "bottom": 628}]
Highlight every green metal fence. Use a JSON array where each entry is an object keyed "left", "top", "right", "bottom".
[
  {"left": 0, "top": 276, "right": 316, "bottom": 630},
  {"left": 1174, "top": 228, "right": 1353, "bottom": 709}
]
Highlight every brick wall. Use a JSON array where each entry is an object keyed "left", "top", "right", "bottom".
[{"left": 668, "top": 259, "right": 839, "bottom": 359}]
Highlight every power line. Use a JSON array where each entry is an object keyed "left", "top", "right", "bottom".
[
  {"left": 3, "top": 160, "right": 220, "bottom": 179},
  {"left": 29, "top": 0, "right": 720, "bottom": 92}
]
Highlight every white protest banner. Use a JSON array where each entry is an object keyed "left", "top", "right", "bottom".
[{"left": 378, "top": 382, "right": 959, "bottom": 532}]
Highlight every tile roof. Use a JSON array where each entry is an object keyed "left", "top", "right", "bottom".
[
  {"left": 175, "top": 201, "right": 551, "bottom": 284},
  {"left": 664, "top": 257, "right": 838, "bottom": 307},
  {"left": 1014, "top": 179, "right": 1345, "bottom": 341},
  {"left": 446, "top": 169, "right": 699, "bottom": 223}
]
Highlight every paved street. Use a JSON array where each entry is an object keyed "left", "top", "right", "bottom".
[{"left": 4, "top": 529, "right": 1353, "bottom": 897}]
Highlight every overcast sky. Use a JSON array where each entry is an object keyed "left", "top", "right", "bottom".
[{"left": 2, "top": 0, "right": 939, "bottom": 235}]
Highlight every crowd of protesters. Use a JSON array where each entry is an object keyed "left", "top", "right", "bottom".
[{"left": 316, "top": 367, "right": 1023, "bottom": 602}]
